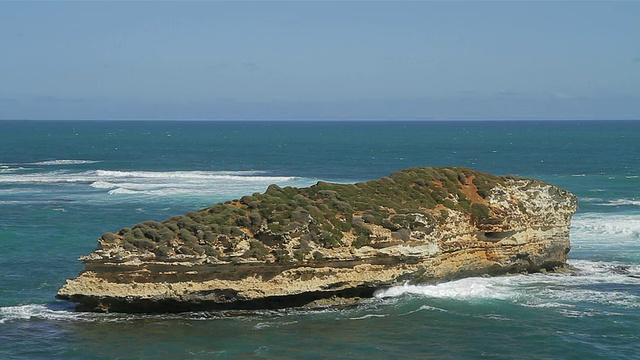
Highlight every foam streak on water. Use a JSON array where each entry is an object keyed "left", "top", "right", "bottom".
[
  {"left": 28, "top": 160, "right": 101, "bottom": 166},
  {"left": 0, "top": 166, "right": 317, "bottom": 199}
]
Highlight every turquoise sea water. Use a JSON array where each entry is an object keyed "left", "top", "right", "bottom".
[{"left": 0, "top": 120, "right": 638, "bottom": 359}]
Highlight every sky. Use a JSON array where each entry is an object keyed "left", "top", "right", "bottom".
[{"left": 0, "top": 1, "right": 638, "bottom": 120}]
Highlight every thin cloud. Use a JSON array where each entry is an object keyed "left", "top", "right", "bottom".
[
  {"left": 553, "top": 92, "right": 576, "bottom": 100},
  {"left": 32, "top": 95, "right": 106, "bottom": 103},
  {"left": 241, "top": 62, "right": 259, "bottom": 70},
  {"left": 495, "top": 91, "right": 524, "bottom": 97}
]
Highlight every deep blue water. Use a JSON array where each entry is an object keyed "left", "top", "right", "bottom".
[{"left": 0, "top": 120, "right": 638, "bottom": 359}]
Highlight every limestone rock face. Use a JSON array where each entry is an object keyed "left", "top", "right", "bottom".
[{"left": 57, "top": 167, "right": 578, "bottom": 312}]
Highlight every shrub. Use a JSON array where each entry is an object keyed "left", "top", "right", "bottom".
[
  {"left": 330, "top": 216, "right": 351, "bottom": 232},
  {"left": 352, "top": 234, "right": 371, "bottom": 248},
  {"left": 352, "top": 219, "right": 372, "bottom": 236},
  {"left": 122, "top": 232, "right": 136, "bottom": 243},
  {"left": 243, "top": 240, "right": 269, "bottom": 260},
  {"left": 131, "top": 228, "right": 145, "bottom": 239},
  {"left": 203, "top": 231, "right": 215, "bottom": 242},
  {"left": 158, "top": 227, "right": 176, "bottom": 242},
  {"left": 392, "top": 228, "right": 411, "bottom": 242},
  {"left": 274, "top": 249, "right": 291, "bottom": 263},
  {"left": 471, "top": 203, "right": 490, "bottom": 222},
  {"left": 249, "top": 212, "right": 262, "bottom": 232},
  {"left": 122, "top": 240, "right": 136, "bottom": 252},
  {"left": 130, "top": 238, "right": 155, "bottom": 251},
  {"left": 141, "top": 228, "right": 161, "bottom": 242},
  {"left": 473, "top": 175, "right": 498, "bottom": 199},
  {"left": 457, "top": 199, "right": 471, "bottom": 212},
  {"left": 235, "top": 216, "right": 250, "bottom": 227},
  {"left": 177, "top": 246, "right": 196, "bottom": 255},
  {"left": 362, "top": 211, "right": 385, "bottom": 225},
  {"left": 163, "top": 220, "right": 179, "bottom": 232},
  {"left": 381, "top": 218, "right": 401, "bottom": 231},
  {"left": 178, "top": 229, "right": 197, "bottom": 243},
  {"left": 230, "top": 227, "right": 244, "bottom": 237},
  {"left": 100, "top": 232, "right": 118, "bottom": 243},
  {"left": 240, "top": 195, "right": 256, "bottom": 205},
  {"left": 318, "top": 229, "right": 342, "bottom": 248},
  {"left": 192, "top": 245, "right": 206, "bottom": 255},
  {"left": 202, "top": 245, "right": 219, "bottom": 257},
  {"left": 293, "top": 250, "right": 305, "bottom": 262},
  {"left": 291, "top": 208, "right": 310, "bottom": 223},
  {"left": 267, "top": 222, "right": 283, "bottom": 233},
  {"left": 154, "top": 245, "right": 172, "bottom": 257},
  {"left": 312, "top": 251, "right": 324, "bottom": 261},
  {"left": 293, "top": 194, "right": 311, "bottom": 207},
  {"left": 443, "top": 199, "right": 456, "bottom": 210}
]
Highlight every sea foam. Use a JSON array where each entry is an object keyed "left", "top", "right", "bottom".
[
  {"left": 0, "top": 304, "right": 81, "bottom": 323},
  {"left": 600, "top": 198, "right": 640, "bottom": 207},
  {"left": 374, "top": 259, "right": 639, "bottom": 313},
  {"left": 0, "top": 168, "right": 316, "bottom": 198},
  {"left": 374, "top": 277, "right": 513, "bottom": 301},
  {"left": 29, "top": 159, "right": 100, "bottom": 166},
  {"left": 571, "top": 213, "right": 640, "bottom": 240}
]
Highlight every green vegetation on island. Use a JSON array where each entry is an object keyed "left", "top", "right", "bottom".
[{"left": 98, "top": 167, "right": 519, "bottom": 261}]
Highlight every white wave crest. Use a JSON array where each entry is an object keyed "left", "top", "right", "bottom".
[
  {"left": 349, "top": 314, "right": 388, "bottom": 320},
  {"left": 0, "top": 170, "right": 297, "bottom": 184},
  {"left": 0, "top": 169, "right": 314, "bottom": 198},
  {"left": 90, "top": 181, "right": 119, "bottom": 189},
  {"left": 0, "top": 303, "right": 182, "bottom": 323},
  {"left": 578, "top": 197, "right": 640, "bottom": 207},
  {"left": 600, "top": 198, "right": 640, "bottom": 207},
  {"left": 374, "top": 277, "right": 513, "bottom": 301},
  {"left": 107, "top": 188, "right": 140, "bottom": 195},
  {"left": 29, "top": 159, "right": 100, "bottom": 166},
  {"left": 571, "top": 213, "right": 640, "bottom": 239},
  {"left": 91, "top": 170, "right": 294, "bottom": 183},
  {"left": 578, "top": 197, "right": 601, "bottom": 202},
  {"left": 0, "top": 304, "right": 81, "bottom": 323},
  {"left": 374, "top": 259, "right": 639, "bottom": 314},
  {"left": 107, "top": 187, "right": 199, "bottom": 196},
  {"left": 0, "top": 166, "right": 27, "bottom": 173}
]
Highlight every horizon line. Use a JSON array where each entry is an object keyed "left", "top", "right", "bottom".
[{"left": 1, "top": 118, "right": 639, "bottom": 122}]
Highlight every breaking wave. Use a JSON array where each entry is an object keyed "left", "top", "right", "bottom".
[
  {"left": 599, "top": 198, "right": 640, "bottom": 207},
  {"left": 0, "top": 169, "right": 294, "bottom": 184},
  {"left": 0, "top": 169, "right": 316, "bottom": 198},
  {"left": 579, "top": 197, "right": 640, "bottom": 207},
  {"left": 571, "top": 213, "right": 640, "bottom": 240},
  {"left": 0, "top": 304, "right": 82, "bottom": 324},
  {"left": 374, "top": 259, "right": 639, "bottom": 314},
  {"left": 375, "top": 277, "right": 513, "bottom": 301}
]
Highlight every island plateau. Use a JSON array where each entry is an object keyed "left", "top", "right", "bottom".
[{"left": 57, "top": 167, "right": 578, "bottom": 312}]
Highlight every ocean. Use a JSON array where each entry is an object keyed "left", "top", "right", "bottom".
[{"left": 0, "top": 120, "right": 638, "bottom": 359}]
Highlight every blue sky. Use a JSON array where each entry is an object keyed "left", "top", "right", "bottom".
[{"left": 1, "top": 1, "right": 638, "bottom": 120}]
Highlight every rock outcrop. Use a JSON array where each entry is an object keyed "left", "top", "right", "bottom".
[{"left": 57, "top": 167, "right": 578, "bottom": 312}]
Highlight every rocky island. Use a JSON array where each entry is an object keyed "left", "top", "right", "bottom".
[{"left": 57, "top": 167, "right": 577, "bottom": 312}]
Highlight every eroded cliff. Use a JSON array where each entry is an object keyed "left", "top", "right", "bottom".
[{"left": 57, "top": 167, "right": 577, "bottom": 312}]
